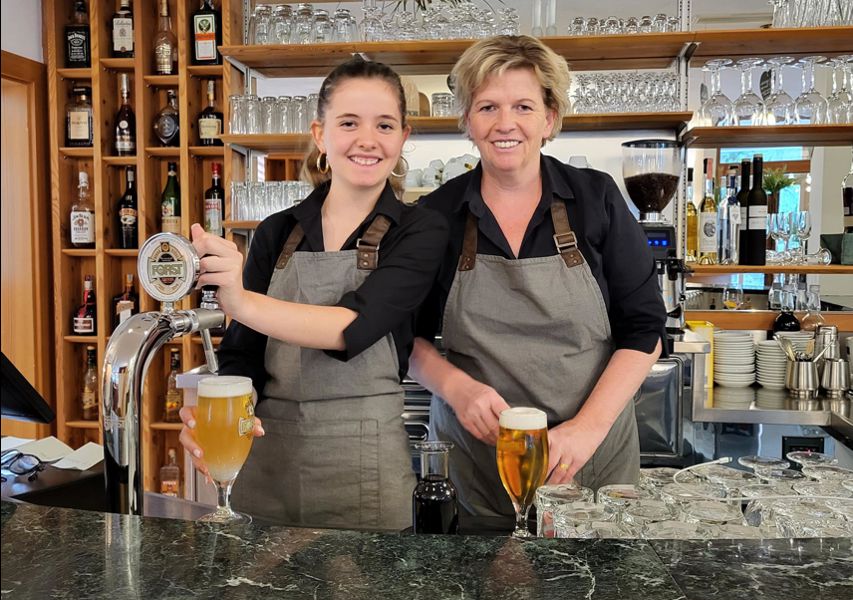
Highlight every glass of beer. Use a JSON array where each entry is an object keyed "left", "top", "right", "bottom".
[
  {"left": 195, "top": 376, "right": 255, "bottom": 524},
  {"left": 497, "top": 407, "right": 549, "bottom": 538}
]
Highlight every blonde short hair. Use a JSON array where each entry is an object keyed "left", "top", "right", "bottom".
[{"left": 451, "top": 35, "right": 571, "bottom": 142}]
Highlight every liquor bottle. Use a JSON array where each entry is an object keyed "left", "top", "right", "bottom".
[
  {"left": 153, "top": 90, "right": 180, "bottom": 147},
  {"left": 117, "top": 166, "right": 138, "bottom": 249},
  {"left": 164, "top": 348, "right": 183, "bottom": 422},
  {"left": 843, "top": 154, "right": 853, "bottom": 233},
  {"left": 111, "top": 273, "right": 139, "bottom": 331},
  {"left": 159, "top": 448, "right": 181, "bottom": 497},
  {"left": 70, "top": 171, "right": 95, "bottom": 248},
  {"left": 65, "top": 86, "right": 93, "bottom": 147},
  {"left": 744, "top": 154, "right": 768, "bottom": 265},
  {"left": 736, "top": 159, "right": 751, "bottom": 265},
  {"left": 114, "top": 73, "right": 136, "bottom": 156},
  {"left": 65, "top": 0, "right": 91, "bottom": 68},
  {"left": 773, "top": 287, "right": 801, "bottom": 333},
  {"left": 197, "top": 80, "right": 224, "bottom": 146},
  {"left": 203, "top": 163, "right": 225, "bottom": 237},
  {"left": 81, "top": 345, "right": 98, "bottom": 420},
  {"left": 153, "top": 0, "right": 178, "bottom": 75},
  {"left": 685, "top": 167, "right": 697, "bottom": 263},
  {"left": 412, "top": 441, "right": 459, "bottom": 534},
  {"left": 72, "top": 275, "right": 97, "bottom": 335},
  {"left": 698, "top": 158, "right": 718, "bottom": 265},
  {"left": 111, "top": 0, "right": 134, "bottom": 58},
  {"left": 190, "top": 0, "right": 222, "bottom": 66},
  {"left": 161, "top": 162, "right": 182, "bottom": 234},
  {"left": 200, "top": 288, "right": 227, "bottom": 336},
  {"left": 717, "top": 169, "right": 740, "bottom": 265}
]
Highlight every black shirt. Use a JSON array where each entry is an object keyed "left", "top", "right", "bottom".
[
  {"left": 415, "top": 154, "right": 666, "bottom": 355},
  {"left": 218, "top": 180, "right": 449, "bottom": 392}
]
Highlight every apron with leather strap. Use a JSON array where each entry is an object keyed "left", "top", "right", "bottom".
[
  {"left": 431, "top": 201, "right": 640, "bottom": 518},
  {"left": 232, "top": 214, "right": 415, "bottom": 531}
]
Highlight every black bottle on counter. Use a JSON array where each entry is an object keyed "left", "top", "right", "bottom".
[
  {"left": 773, "top": 287, "right": 801, "bottom": 333},
  {"left": 413, "top": 442, "right": 459, "bottom": 534},
  {"left": 736, "top": 159, "right": 751, "bottom": 265}
]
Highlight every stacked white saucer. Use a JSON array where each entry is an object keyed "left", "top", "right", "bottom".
[
  {"left": 714, "top": 331, "right": 755, "bottom": 388},
  {"left": 756, "top": 340, "right": 788, "bottom": 390}
]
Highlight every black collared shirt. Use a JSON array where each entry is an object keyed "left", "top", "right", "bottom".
[
  {"left": 415, "top": 154, "right": 666, "bottom": 355},
  {"left": 217, "top": 180, "right": 449, "bottom": 392}
]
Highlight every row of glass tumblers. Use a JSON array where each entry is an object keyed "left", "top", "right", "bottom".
[
  {"left": 229, "top": 94, "right": 319, "bottom": 135},
  {"left": 230, "top": 181, "right": 314, "bottom": 222}
]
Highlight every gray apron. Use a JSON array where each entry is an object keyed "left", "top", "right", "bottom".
[
  {"left": 431, "top": 202, "right": 640, "bottom": 518},
  {"left": 232, "top": 216, "right": 415, "bottom": 531}
]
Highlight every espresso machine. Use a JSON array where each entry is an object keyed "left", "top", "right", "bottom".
[{"left": 622, "top": 139, "right": 687, "bottom": 333}]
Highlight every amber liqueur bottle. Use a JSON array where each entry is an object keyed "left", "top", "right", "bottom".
[
  {"left": 72, "top": 274, "right": 97, "bottom": 335},
  {"left": 197, "top": 80, "right": 224, "bottom": 146},
  {"left": 164, "top": 348, "right": 183, "bottom": 422},
  {"left": 111, "top": 273, "right": 139, "bottom": 331},
  {"left": 80, "top": 345, "right": 98, "bottom": 420}
]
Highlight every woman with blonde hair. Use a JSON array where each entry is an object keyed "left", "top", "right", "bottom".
[
  {"left": 410, "top": 36, "right": 666, "bottom": 521},
  {"left": 180, "top": 57, "right": 448, "bottom": 530}
]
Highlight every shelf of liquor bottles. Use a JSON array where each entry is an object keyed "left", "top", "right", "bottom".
[
  {"left": 682, "top": 125, "right": 853, "bottom": 148},
  {"left": 690, "top": 264, "right": 853, "bottom": 275}
]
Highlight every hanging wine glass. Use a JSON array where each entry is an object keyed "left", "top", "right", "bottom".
[
  {"left": 699, "top": 59, "right": 735, "bottom": 126},
  {"left": 795, "top": 56, "right": 828, "bottom": 124},
  {"left": 766, "top": 56, "right": 796, "bottom": 124},
  {"left": 733, "top": 57, "right": 767, "bottom": 125},
  {"left": 826, "top": 56, "right": 853, "bottom": 124}
]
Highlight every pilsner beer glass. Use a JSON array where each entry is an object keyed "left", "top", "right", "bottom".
[
  {"left": 195, "top": 376, "right": 255, "bottom": 524},
  {"left": 496, "top": 407, "right": 549, "bottom": 538}
]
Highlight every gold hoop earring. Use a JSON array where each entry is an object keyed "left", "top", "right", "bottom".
[
  {"left": 316, "top": 152, "right": 330, "bottom": 174},
  {"left": 390, "top": 156, "right": 409, "bottom": 178}
]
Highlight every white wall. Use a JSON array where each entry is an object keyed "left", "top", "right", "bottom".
[{"left": 1, "top": 0, "right": 43, "bottom": 63}]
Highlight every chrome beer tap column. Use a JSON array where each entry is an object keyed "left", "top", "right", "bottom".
[{"left": 101, "top": 233, "right": 224, "bottom": 516}]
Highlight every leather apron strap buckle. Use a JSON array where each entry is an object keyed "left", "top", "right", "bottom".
[
  {"left": 550, "top": 202, "right": 585, "bottom": 268},
  {"left": 356, "top": 214, "right": 392, "bottom": 270}
]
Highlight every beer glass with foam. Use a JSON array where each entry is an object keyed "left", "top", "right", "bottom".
[
  {"left": 497, "top": 407, "right": 549, "bottom": 537},
  {"left": 195, "top": 375, "right": 255, "bottom": 524}
]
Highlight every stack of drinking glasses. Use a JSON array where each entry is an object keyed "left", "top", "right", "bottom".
[
  {"left": 698, "top": 55, "right": 853, "bottom": 126},
  {"left": 570, "top": 72, "right": 679, "bottom": 114},
  {"left": 247, "top": 4, "right": 360, "bottom": 44},
  {"left": 231, "top": 180, "right": 313, "bottom": 221},
  {"left": 566, "top": 14, "right": 680, "bottom": 35},
  {"left": 769, "top": 0, "right": 853, "bottom": 27},
  {"left": 229, "top": 94, "right": 318, "bottom": 134},
  {"left": 767, "top": 211, "right": 833, "bottom": 264}
]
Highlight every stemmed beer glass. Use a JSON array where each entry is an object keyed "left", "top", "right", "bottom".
[
  {"left": 195, "top": 376, "right": 256, "bottom": 524},
  {"left": 496, "top": 407, "right": 549, "bottom": 538}
]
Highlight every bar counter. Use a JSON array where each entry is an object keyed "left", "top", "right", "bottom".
[{"left": 2, "top": 500, "right": 851, "bottom": 600}]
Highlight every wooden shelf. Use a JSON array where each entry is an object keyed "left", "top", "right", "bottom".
[
  {"left": 685, "top": 310, "right": 853, "bottom": 331},
  {"left": 102, "top": 155, "right": 137, "bottom": 166},
  {"left": 104, "top": 249, "right": 139, "bottom": 257},
  {"left": 61, "top": 248, "right": 96, "bottom": 257},
  {"left": 145, "top": 147, "right": 180, "bottom": 157},
  {"left": 683, "top": 125, "right": 853, "bottom": 148},
  {"left": 691, "top": 26, "right": 853, "bottom": 62},
  {"left": 690, "top": 264, "right": 853, "bottom": 275},
  {"left": 221, "top": 134, "right": 310, "bottom": 153},
  {"left": 63, "top": 336, "right": 99, "bottom": 344},
  {"left": 150, "top": 422, "right": 183, "bottom": 431},
  {"left": 99, "top": 58, "right": 134, "bottom": 71},
  {"left": 59, "top": 147, "right": 93, "bottom": 157},
  {"left": 189, "top": 145, "right": 225, "bottom": 156},
  {"left": 191, "top": 336, "right": 222, "bottom": 345},
  {"left": 142, "top": 75, "right": 179, "bottom": 87},
  {"left": 187, "top": 65, "right": 223, "bottom": 77},
  {"left": 224, "top": 220, "right": 261, "bottom": 230},
  {"left": 65, "top": 420, "right": 100, "bottom": 430},
  {"left": 56, "top": 68, "right": 91, "bottom": 80}
]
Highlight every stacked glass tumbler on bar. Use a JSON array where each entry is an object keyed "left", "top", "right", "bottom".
[
  {"left": 229, "top": 93, "right": 318, "bottom": 134},
  {"left": 231, "top": 180, "right": 313, "bottom": 222},
  {"left": 769, "top": 0, "right": 853, "bottom": 27},
  {"left": 570, "top": 72, "right": 680, "bottom": 114}
]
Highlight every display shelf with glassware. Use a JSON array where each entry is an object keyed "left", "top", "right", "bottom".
[{"left": 683, "top": 125, "right": 853, "bottom": 147}]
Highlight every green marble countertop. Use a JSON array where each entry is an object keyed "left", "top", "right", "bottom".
[{"left": 2, "top": 501, "right": 851, "bottom": 600}]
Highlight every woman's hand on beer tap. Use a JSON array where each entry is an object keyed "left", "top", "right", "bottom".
[
  {"left": 191, "top": 223, "right": 248, "bottom": 315},
  {"left": 178, "top": 404, "right": 265, "bottom": 482}
]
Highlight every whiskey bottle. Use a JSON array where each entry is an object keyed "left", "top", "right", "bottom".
[
  {"left": 164, "top": 349, "right": 183, "bottom": 422},
  {"left": 685, "top": 167, "right": 697, "bottom": 263},
  {"left": 65, "top": 86, "right": 93, "bottom": 147},
  {"left": 159, "top": 448, "right": 181, "bottom": 497},
  {"left": 81, "top": 345, "right": 98, "bottom": 420},
  {"left": 70, "top": 171, "right": 95, "bottom": 248},
  {"left": 203, "top": 163, "right": 225, "bottom": 236},
  {"left": 190, "top": 0, "right": 222, "bottom": 66},
  {"left": 161, "top": 162, "right": 182, "bottom": 234},
  {"left": 153, "top": 90, "right": 180, "bottom": 147},
  {"left": 65, "top": 0, "right": 91, "bottom": 68},
  {"left": 111, "top": 273, "right": 139, "bottom": 331},
  {"left": 117, "top": 166, "right": 138, "bottom": 249},
  {"left": 153, "top": 0, "right": 177, "bottom": 75},
  {"left": 698, "top": 158, "right": 718, "bottom": 265},
  {"left": 114, "top": 73, "right": 136, "bottom": 156},
  {"left": 111, "top": 0, "right": 134, "bottom": 58},
  {"left": 72, "top": 275, "right": 97, "bottom": 335},
  {"left": 197, "top": 80, "right": 224, "bottom": 146}
]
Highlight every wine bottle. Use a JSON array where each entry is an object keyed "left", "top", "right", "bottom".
[
  {"left": 744, "top": 154, "right": 767, "bottom": 265},
  {"left": 717, "top": 169, "right": 740, "bottom": 265},
  {"left": 736, "top": 159, "right": 751, "bottom": 265},
  {"left": 685, "top": 167, "right": 697, "bottom": 263},
  {"left": 117, "top": 166, "right": 138, "bottom": 249},
  {"left": 698, "top": 158, "right": 718, "bottom": 265},
  {"left": 161, "top": 162, "right": 182, "bottom": 234}
]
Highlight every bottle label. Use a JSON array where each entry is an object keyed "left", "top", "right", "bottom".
[
  {"left": 120, "top": 207, "right": 137, "bottom": 227},
  {"left": 698, "top": 213, "right": 718, "bottom": 252},
  {"left": 67, "top": 31, "right": 88, "bottom": 63},
  {"left": 193, "top": 14, "right": 217, "bottom": 61},
  {"left": 730, "top": 206, "right": 741, "bottom": 224},
  {"left": 113, "top": 18, "right": 133, "bottom": 52},
  {"left": 116, "top": 130, "right": 135, "bottom": 152},
  {"left": 74, "top": 316, "right": 95, "bottom": 335},
  {"left": 68, "top": 111, "right": 90, "bottom": 140},
  {"left": 162, "top": 215, "right": 181, "bottom": 234},
  {"left": 116, "top": 299, "right": 134, "bottom": 324},
  {"left": 155, "top": 114, "right": 178, "bottom": 143},
  {"left": 198, "top": 117, "right": 221, "bottom": 140},
  {"left": 155, "top": 45, "right": 173, "bottom": 74},
  {"left": 81, "top": 389, "right": 97, "bottom": 410},
  {"left": 748, "top": 205, "right": 768, "bottom": 230},
  {"left": 70, "top": 210, "right": 95, "bottom": 244},
  {"left": 160, "top": 479, "right": 179, "bottom": 497},
  {"left": 204, "top": 197, "right": 223, "bottom": 236}
]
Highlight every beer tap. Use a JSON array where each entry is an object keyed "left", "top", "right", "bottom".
[{"left": 101, "top": 233, "right": 224, "bottom": 516}]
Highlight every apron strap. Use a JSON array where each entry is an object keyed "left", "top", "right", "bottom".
[
  {"left": 550, "top": 201, "right": 585, "bottom": 268},
  {"left": 458, "top": 211, "right": 478, "bottom": 271},
  {"left": 356, "top": 214, "right": 392, "bottom": 270},
  {"left": 275, "top": 223, "right": 306, "bottom": 270}
]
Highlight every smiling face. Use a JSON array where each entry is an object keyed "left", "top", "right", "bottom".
[
  {"left": 311, "top": 77, "right": 409, "bottom": 195},
  {"left": 465, "top": 68, "right": 556, "bottom": 179}
]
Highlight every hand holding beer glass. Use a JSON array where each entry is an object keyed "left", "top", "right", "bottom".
[
  {"left": 497, "top": 407, "right": 549, "bottom": 538},
  {"left": 194, "top": 376, "right": 255, "bottom": 524}
]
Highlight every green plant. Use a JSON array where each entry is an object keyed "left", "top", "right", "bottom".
[{"left": 763, "top": 167, "right": 800, "bottom": 196}]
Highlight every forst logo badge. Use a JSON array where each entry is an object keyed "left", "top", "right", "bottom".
[{"left": 148, "top": 242, "right": 187, "bottom": 291}]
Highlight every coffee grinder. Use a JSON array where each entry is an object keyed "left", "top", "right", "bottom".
[{"left": 622, "top": 139, "right": 687, "bottom": 333}]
